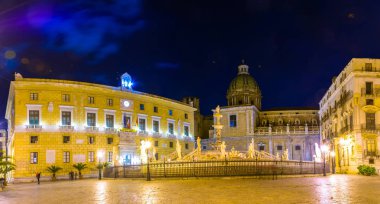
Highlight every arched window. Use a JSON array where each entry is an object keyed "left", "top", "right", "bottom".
[
  {"left": 262, "top": 120, "right": 267, "bottom": 126},
  {"left": 294, "top": 119, "right": 300, "bottom": 125}
]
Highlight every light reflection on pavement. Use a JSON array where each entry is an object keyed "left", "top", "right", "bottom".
[{"left": 0, "top": 175, "right": 378, "bottom": 204}]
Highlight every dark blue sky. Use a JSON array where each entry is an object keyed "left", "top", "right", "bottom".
[{"left": 1, "top": 0, "right": 380, "bottom": 129}]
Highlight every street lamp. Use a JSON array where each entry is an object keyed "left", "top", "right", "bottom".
[
  {"left": 321, "top": 144, "right": 329, "bottom": 176},
  {"left": 330, "top": 151, "right": 336, "bottom": 174},
  {"left": 145, "top": 141, "right": 152, "bottom": 181}
]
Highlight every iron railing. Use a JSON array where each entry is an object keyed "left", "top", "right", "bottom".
[{"left": 104, "top": 159, "right": 327, "bottom": 179}]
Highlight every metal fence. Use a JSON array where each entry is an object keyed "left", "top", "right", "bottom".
[{"left": 104, "top": 159, "right": 328, "bottom": 179}]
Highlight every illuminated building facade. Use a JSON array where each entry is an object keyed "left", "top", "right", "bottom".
[
  {"left": 320, "top": 58, "right": 380, "bottom": 173},
  {"left": 202, "top": 63, "right": 320, "bottom": 161},
  {"left": 5, "top": 73, "right": 195, "bottom": 180}
]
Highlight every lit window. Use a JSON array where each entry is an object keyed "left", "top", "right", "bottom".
[
  {"left": 88, "top": 151, "right": 94, "bottom": 162},
  {"left": 88, "top": 96, "right": 95, "bottom": 104},
  {"left": 30, "top": 93, "right": 38, "bottom": 101},
  {"left": 108, "top": 151, "right": 113, "bottom": 162},
  {"left": 30, "top": 136, "right": 38, "bottom": 144},
  {"left": 107, "top": 98, "right": 113, "bottom": 106},
  {"left": 63, "top": 151, "right": 70, "bottom": 163},
  {"left": 62, "top": 94, "right": 70, "bottom": 102},
  {"left": 30, "top": 152, "right": 38, "bottom": 164}
]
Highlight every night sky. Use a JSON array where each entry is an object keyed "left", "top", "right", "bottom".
[{"left": 1, "top": 0, "right": 380, "bottom": 129}]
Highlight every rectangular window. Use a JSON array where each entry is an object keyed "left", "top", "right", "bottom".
[
  {"left": 106, "top": 114, "right": 114, "bottom": 128},
  {"left": 30, "top": 152, "right": 38, "bottom": 164},
  {"left": 87, "top": 113, "right": 96, "bottom": 127},
  {"left": 365, "top": 63, "right": 373, "bottom": 71},
  {"left": 168, "top": 109, "right": 173, "bottom": 116},
  {"left": 123, "top": 115, "right": 131, "bottom": 129},
  {"left": 153, "top": 120, "right": 159, "bottom": 133},
  {"left": 277, "top": 145, "right": 282, "bottom": 151},
  {"left": 139, "top": 118, "right": 146, "bottom": 131},
  {"left": 259, "top": 145, "right": 265, "bottom": 151},
  {"left": 108, "top": 151, "right": 113, "bottom": 162},
  {"left": 63, "top": 151, "right": 70, "bottom": 163},
  {"left": 366, "top": 99, "right": 374, "bottom": 105},
  {"left": 63, "top": 136, "right": 70, "bottom": 144},
  {"left": 61, "top": 111, "right": 71, "bottom": 126},
  {"left": 154, "top": 106, "right": 158, "bottom": 113},
  {"left": 88, "top": 96, "right": 95, "bottom": 104},
  {"left": 295, "top": 145, "right": 301, "bottom": 151},
  {"left": 366, "top": 113, "right": 376, "bottom": 130},
  {"left": 140, "top": 104, "right": 145, "bottom": 110},
  {"left": 366, "top": 82, "right": 373, "bottom": 95},
  {"left": 366, "top": 139, "right": 376, "bottom": 156},
  {"left": 62, "top": 94, "right": 70, "bottom": 102},
  {"left": 154, "top": 141, "right": 159, "bottom": 147},
  {"left": 88, "top": 136, "right": 95, "bottom": 144},
  {"left": 184, "top": 126, "right": 189, "bottom": 137},
  {"left": 29, "top": 110, "right": 40, "bottom": 125},
  {"left": 107, "top": 137, "right": 113, "bottom": 144},
  {"left": 30, "top": 136, "right": 38, "bottom": 144},
  {"left": 168, "top": 122, "right": 174, "bottom": 134},
  {"left": 169, "top": 142, "right": 173, "bottom": 148},
  {"left": 229, "top": 115, "right": 237, "bottom": 127},
  {"left": 88, "top": 151, "right": 95, "bottom": 162},
  {"left": 185, "top": 143, "right": 189, "bottom": 149},
  {"left": 185, "top": 113, "right": 188, "bottom": 119},
  {"left": 30, "top": 93, "right": 38, "bottom": 100},
  {"left": 106, "top": 98, "right": 113, "bottom": 106}
]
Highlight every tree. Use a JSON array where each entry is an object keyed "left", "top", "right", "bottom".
[
  {"left": 0, "top": 155, "right": 16, "bottom": 186},
  {"left": 96, "top": 162, "right": 109, "bottom": 180},
  {"left": 46, "top": 165, "right": 62, "bottom": 181},
  {"left": 73, "top": 163, "right": 87, "bottom": 179}
]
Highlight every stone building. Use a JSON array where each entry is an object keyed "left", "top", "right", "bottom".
[
  {"left": 5, "top": 73, "right": 195, "bottom": 180},
  {"left": 202, "top": 63, "right": 320, "bottom": 161},
  {"left": 320, "top": 58, "right": 380, "bottom": 173},
  {"left": 0, "top": 129, "right": 6, "bottom": 157}
]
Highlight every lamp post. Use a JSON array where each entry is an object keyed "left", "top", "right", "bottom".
[
  {"left": 330, "top": 151, "right": 336, "bottom": 174},
  {"left": 321, "top": 144, "right": 329, "bottom": 176},
  {"left": 145, "top": 141, "right": 152, "bottom": 181}
]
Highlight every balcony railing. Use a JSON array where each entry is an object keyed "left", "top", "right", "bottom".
[
  {"left": 255, "top": 126, "right": 320, "bottom": 135},
  {"left": 26, "top": 124, "right": 42, "bottom": 131},
  {"left": 137, "top": 130, "right": 149, "bottom": 136},
  {"left": 59, "top": 125, "right": 74, "bottom": 131},
  {"left": 360, "top": 124, "right": 380, "bottom": 132},
  {"left": 152, "top": 132, "right": 162, "bottom": 138},
  {"left": 85, "top": 126, "right": 99, "bottom": 132},
  {"left": 105, "top": 127, "right": 117, "bottom": 133}
]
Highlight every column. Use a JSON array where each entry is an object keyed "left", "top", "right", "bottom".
[
  {"left": 269, "top": 137, "right": 273, "bottom": 155},
  {"left": 246, "top": 110, "right": 250, "bottom": 134}
]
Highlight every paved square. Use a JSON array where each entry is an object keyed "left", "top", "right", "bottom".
[{"left": 0, "top": 175, "right": 379, "bottom": 203}]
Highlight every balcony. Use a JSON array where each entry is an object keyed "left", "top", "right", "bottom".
[
  {"left": 361, "top": 88, "right": 375, "bottom": 97},
  {"left": 85, "top": 126, "right": 99, "bottom": 132},
  {"left": 105, "top": 127, "right": 118, "bottom": 134},
  {"left": 137, "top": 130, "right": 149, "bottom": 136},
  {"left": 361, "top": 124, "right": 380, "bottom": 133},
  {"left": 152, "top": 132, "right": 162, "bottom": 138},
  {"left": 59, "top": 125, "right": 74, "bottom": 132},
  {"left": 26, "top": 124, "right": 42, "bottom": 131},
  {"left": 255, "top": 125, "right": 320, "bottom": 135}
]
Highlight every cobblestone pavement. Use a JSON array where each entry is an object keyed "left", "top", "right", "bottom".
[{"left": 0, "top": 175, "right": 379, "bottom": 204}]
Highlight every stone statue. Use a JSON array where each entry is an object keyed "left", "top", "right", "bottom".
[
  {"left": 276, "top": 152, "right": 280, "bottom": 160},
  {"left": 177, "top": 120, "right": 181, "bottom": 136},
  {"left": 176, "top": 139, "right": 182, "bottom": 160},
  {"left": 229, "top": 146, "right": 240, "bottom": 158},
  {"left": 248, "top": 138, "right": 255, "bottom": 158},
  {"left": 220, "top": 141, "right": 226, "bottom": 158},
  {"left": 282, "top": 148, "right": 289, "bottom": 160},
  {"left": 140, "top": 141, "right": 148, "bottom": 163},
  {"left": 197, "top": 137, "right": 201, "bottom": 155},
  {"left": 314, "top": 143, "right": 322, "bottom": 162}
]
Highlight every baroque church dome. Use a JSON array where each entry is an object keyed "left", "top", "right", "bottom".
[{"left": 226, "top": 63, "right": 262, "bottom": 109}]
